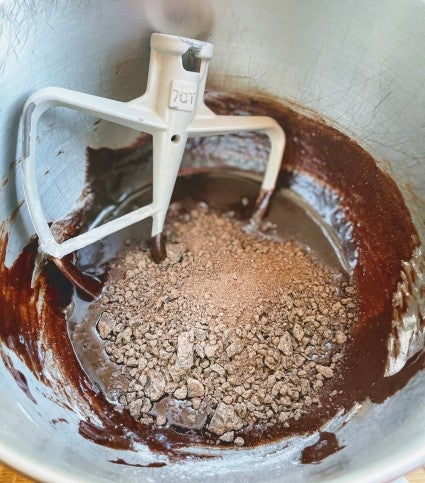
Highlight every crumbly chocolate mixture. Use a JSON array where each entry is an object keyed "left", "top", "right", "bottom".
[{"left": 95, "top": 202, "right": 356, "bottom": 445}]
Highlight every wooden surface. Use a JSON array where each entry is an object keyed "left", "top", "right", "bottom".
[
  {"left": 0, "top": 461, "right": 423, "bottom": 482},
  {"left": 408, "top": 467, "right": 425, "bottom": 482},
  {"left": 0, "top": 464, "right": 32, "bottom": 483}
]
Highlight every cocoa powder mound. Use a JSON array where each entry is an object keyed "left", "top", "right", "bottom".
[{"left": 95, "top": 202, "right": 357, "bottom": 445}]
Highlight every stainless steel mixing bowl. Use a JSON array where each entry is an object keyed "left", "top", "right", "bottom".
[{"left": 0, "top": 1, "right": 424, "bottom": 481}]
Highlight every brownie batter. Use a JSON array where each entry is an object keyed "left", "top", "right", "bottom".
[{"left": 0, "top": 92, "right": 423, "bottom": 463}]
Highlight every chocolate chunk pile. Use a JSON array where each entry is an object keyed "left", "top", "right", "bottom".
[{"left": 96, "top": 203, "right": 357, "bottom": 445}]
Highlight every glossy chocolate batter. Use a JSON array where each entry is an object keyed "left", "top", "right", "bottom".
[{"left": 0, "top": 92, "right": 424, "bottom": 463}]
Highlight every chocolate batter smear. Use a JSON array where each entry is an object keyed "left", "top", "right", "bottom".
[
  {"left": 150, "top": 233, "right": 167, "bottom": 264},
  {"left": 301, "top": 431, "right": 344, "bottom": 464},
  {"left": 52, "top": 255, "right": 102, "bottom": 299}
]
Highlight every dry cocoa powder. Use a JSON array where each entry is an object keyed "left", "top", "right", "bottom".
[{"left": 95, "top": 202, "right": 357, "bottom": 445}]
